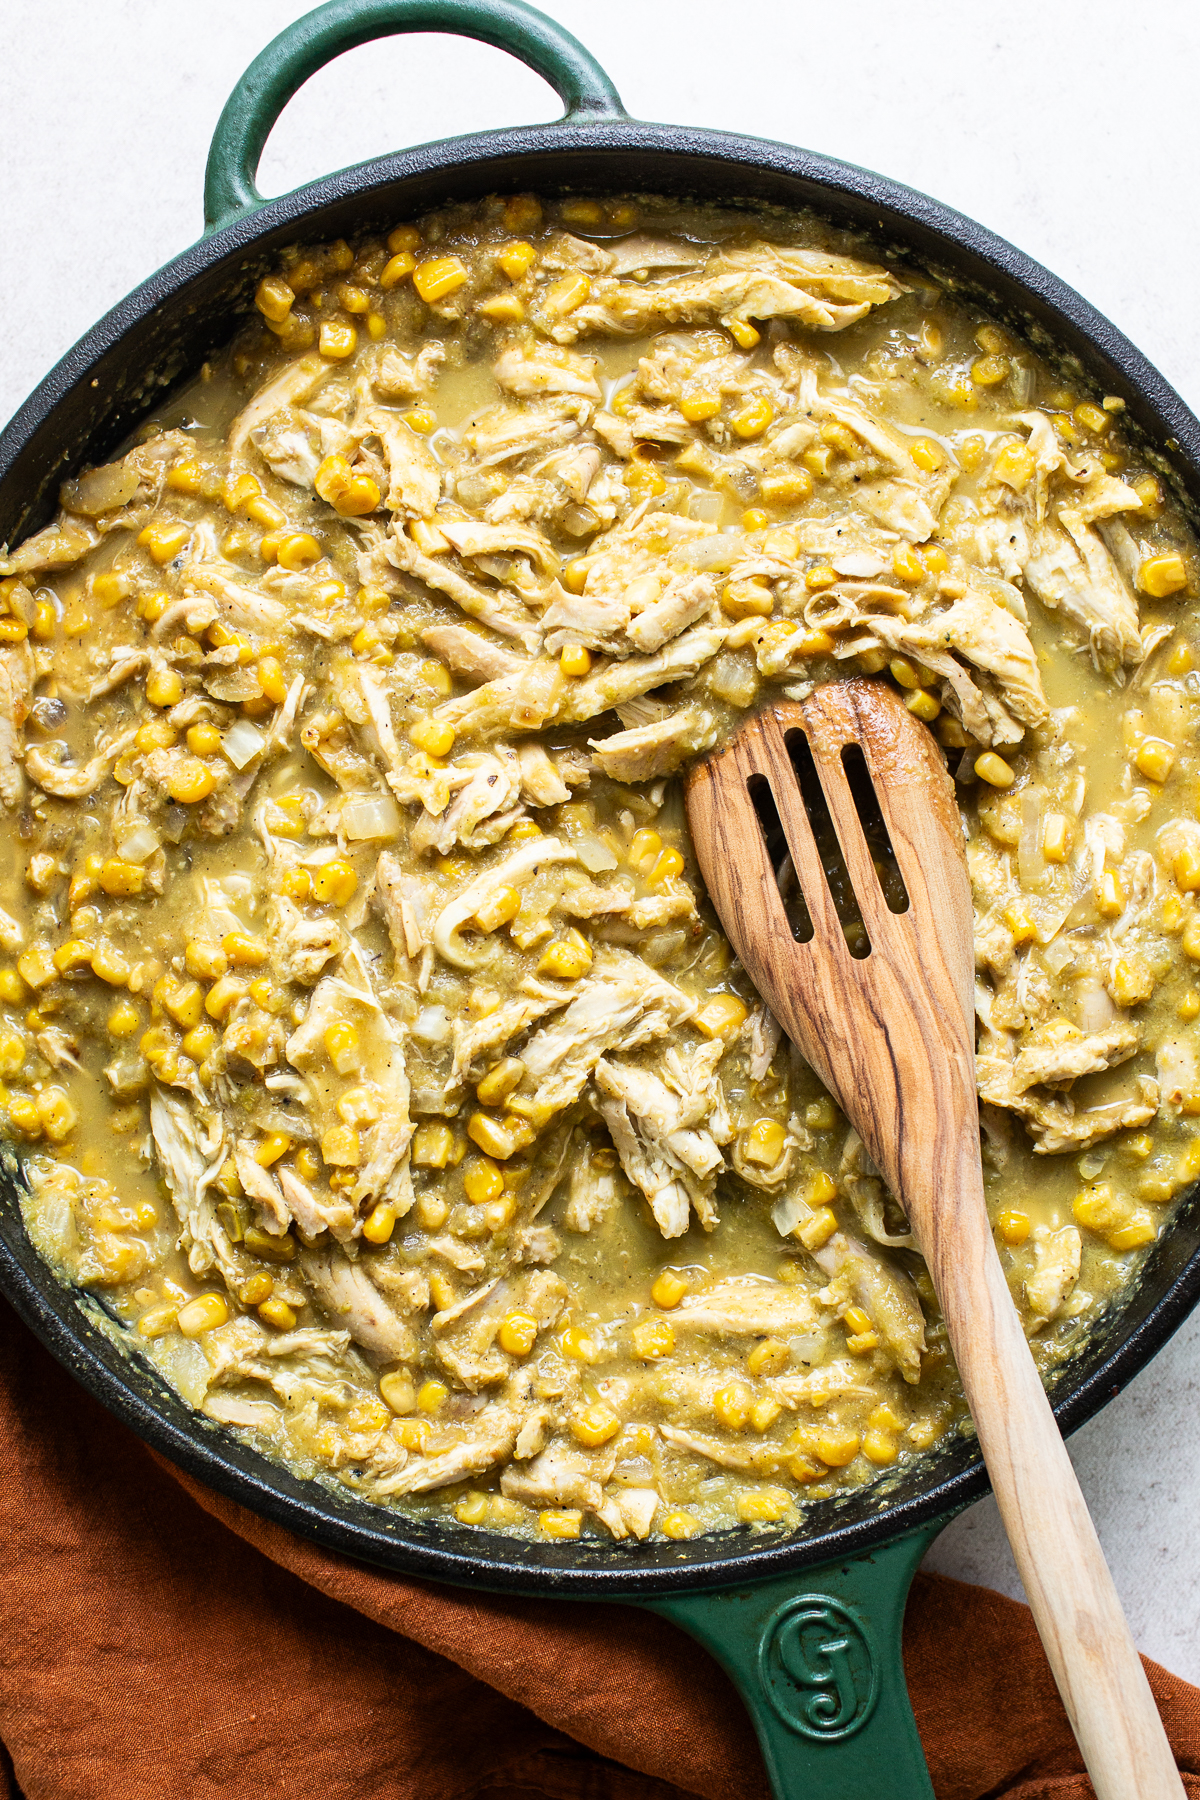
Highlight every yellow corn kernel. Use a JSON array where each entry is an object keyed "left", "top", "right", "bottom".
[
  {"left": 412, "top": 256, "right": 468, "bottom": 303},
  {"left": 677, "top": 384, "right": 721, "bottom": 423},
  {"left": 1135, "top": 736, "right": 1176, "bottom": 784},
  {"left": 311, "top": 859, "right": 358, "bottom": 906},
  {"left": 497, "top": 1310, "right": 539, "bottom": 1357},
  {"left": 497, "top": 239, "right": 537, "bottom": 280},
  {"left": 1097, "top": 870, "right": 1125, "bottom": 919},
  {"left": 180, "top": 1022, "right": 217, "bottom": 1063},
  {"left": 760, "top": 466, "right": 815, "bottom": 507},
  {"left": 892, "top": 543, "right": 926, "bottom": 583},
  {"left": 461, "top": 1155, "right": 503, "bottom": 1206},
  {"left": 316, "top": 319, "right": 356, "bottom": 360},
  {"left": 219, "top": 931, "right": 268, "bottom": 969},
  {"left": 0, "top": 969, "right": 25, "bottom": 1005},
  {"left": 741, "top": 1342, "right": 788, "bottom": 1384},
  {"left": 183, "top": 940, "right": 227, "bottom": 984},
  {"left": 413, "top": 1121, "right": 455, "bottom": 1167},
  {"left": 251, "top": 1297, "right": 295, "bottom": 1331},
  {"left": 409, "top": 716, "right": 456, "bottom": 757},
  {"left": 137, "top": 1303, "right": 179, "bottom": 1340},
  {"left": 816, "top": 1426, "right": 861, "bottom": 1467},
  {"left": 905, "top": 689, "right": 941, "bottom": 723},
  {"left": 254, "top": 1131, "right": 291, "bottom": 1170},
  {"left": 320, "top": 1124, "right": 361, "bottom": 1168},
  {"left": 34, "top": 1088, "right": 75, "bottom": 1144},
  {"left": 808, "top": 1170, "right": 839, "bottom": 1208},
  {"left": 1040, "top": 813, "right": 1070, "bottom": 864},
  {"left": 5, "top": 1094, "right": 42, "bottom": 1137},
  {"left": 743, "top": 1117, "right": 786, "bottom": 1169},
  {"left": 145, "top": 666, "right": 184, "bottom": 709},
  {"left": 1183, "top": 916, "right": 1200, "bottom": 962},
  {"left": 974, "top": 324, "right": 1006, "bottom": 354},
  {"left": 466, "top": 1112, "right": 523, "bottom": 1160},
  {"left": 996, "top": 1208, "right": 1030, "bottom": 1246},
  {"left": 795, "top": 1205, "right": 839, "bottom": 1251},
  {"left": 377, "top": 1370, "right": 416, "bottom": 1416},
  {"left": 52, "top": 938, "right": 94, "bottom": 975},
  {"left": 542, "top": 271, "right": 590, "bottom": 317},
  {"left": 200, "top": 974, "right": 243, "bottom": 1020},
  {"left": 561, "top": 198, "right": 603, "bottom": 226},
  {"left": 374, "top": 251, "right": 415, "bottom": 293},
  {"left": 1108, "top": 1219, "right": 1157, "bottom": 1251},
  {"left": 805, "top": 564, "right": 837, "bottom": 591},
  {"left": 61, "top": 600, "right": 92, "bottom": 637},
  {"left": 166, "top": 758, "right": 217, "bottom": 805},
  {"left": 559, "top": 644, "right": 592, "bottom": 677},
  {"left": 270, "top": 536, "right": 320, "bottom": 578},
  {"left": 990, "top": 440, "right": 1035, "bottom": 491},
  {"left": 454, "top": 1491, "right": 488, "bottom": 1527},
  {"left": 357, "top": 1202, "right": 395, "bottom": 1247},
  {"left": 539, "top": 1508, "right": 582, "bottom": 1539},
  {"left": 660, "top": 1509, "right": 699, "bottom": 1539},
  {"left": 391, "top": 1416, "right": 432, "bottom": 1454},
  {"left": 163, "top": 979, "right": 203, "bottom": 1029},
  {"left": 1179, "top": 991, "right": 1200, "bottom": 1022},
  {"left": 476, "top": 292, "right": 525, "bottom": 323},
  {"left": 181, "top": 723, "right": 220, "bottom": 759},
  {"left": 910, "top": 437, "right": 945, "bottom": 473},
  {"left": 135, "top": 716, "right": 177, "bottom": 754},
  {"left": 31, "top": 596, "right": 57, "bottom": 639},
  {"left": 537, "top": 931, "right": 593, "bottom": 981},
  {"left": 731, "top": 395, "right": 773, "bottom": 439},
  {"left": 559, "top": 1326, "right": 596, "bottom": 1361},
  {"left": 974, "top": 751, "right": 1015, "bottom": 788},
  {"left": 651, "top": 1271, "right": 688, "bottom": 1310},
  {"left": 747, "top": 1396, "right": 781, "bottom": 1435},
  {"left": 1072, "top": 1185, "right": 1124, "bottom": 1233},
  {"left": 1002, "top": 899, "right": 1036, "bottom": 946},
  {"left": 734, "top": 1489, "right": 790, "bottom": 1528},
  {"left": 721, "top": 578, "right": 774, "bottom": 620},
  {"left": 887, "top": 656, "right": 922, "bottom": 691},
  {"left": 631, "top": 1317, "right": 675, "bottom": 1360},
  {"left": 415, "top": 1379, "right": 448, "bottom": 1416},
  {"left": 387, "top": 222, "right": 420, "bottom": 253},
  {"left": 647, "top": 847, "right": 685, "bottom": 890},
  {"left": 137, "top": 519, "right": 190, "bottom": 564},
  {"left": 862, "top": 1429, "right": 899, "bottom": 1466},
  {"left": 727, "top": 317, "right": 760, "bottom": 349},
  {"left": 17, "top": 944, "right": 56, "bottom": 990},
  {"left": 476, "top": 1059, "right": 524, "bottom": 1108},
  {"left": 695, "top": 994, "right": 748, "bottom": 1039},
  {"left": 255, "top": 275, "right": 295, "bottom": 323},
  {"left": 106, "top": 998, "right": 141, "bottom": 1038},
  {"left": 177, "top": 1293, "right": 229, "bottom": 1337},
  {"left": 320, "top": 1021, "right": 359, "bottom": 1076},
  {"left": 570, "top": 1402, "right": 620, "bottom": 1447},
  {"left": 970, "top": 354, "right": 1010, "bottom": 387},
  {"left": 627, "top": 829, "right": 663, "bottom": 874},
  {"left": 713, "top": 1381, "right": 752, "bottom": 1431},
  {"left": 1139, "top": 554, "right": 1188, "bottom": 599},
  {"left": 1111, "top": 956, "right": 1155, "bottom": 1008}
]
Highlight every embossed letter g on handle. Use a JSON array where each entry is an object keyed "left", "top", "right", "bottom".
[{"left": 757, "top": 1596, "right": 879, "bottom": 1741}]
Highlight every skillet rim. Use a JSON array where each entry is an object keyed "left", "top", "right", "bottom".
[{"left": 3, "top": 114, "right": 1200, "bottom": 1597}]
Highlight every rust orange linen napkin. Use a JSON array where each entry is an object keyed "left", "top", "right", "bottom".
[{"left": 0, "top": 1296, "right": 1196, "bottom": 1800}]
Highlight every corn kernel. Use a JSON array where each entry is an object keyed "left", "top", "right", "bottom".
[
  {"left": 220, "top": 931, "right": 268, "bottom": 969},
  {"left": 107, "top": 999, "right": 141, "bottom": 1038},
  {"left": 731, "top": 395, "right": 773, "bottom": 439},
  {"left": 713, "top": 1381, "right": 751, "bottom": 1431},
  {"left": 321, "top": 1125, "right": 360, "bottom": 1167},
  {"left": 749, "top": 1396, "right": 782, "bottom": 1434},
  {"left": 570, "top": 1402, "right": 620, "bottom": 1447},
  {"left": 721, "top": 578, "right": 774, "bottom": 620},
  {"left": 727, "top": 318, "right": 760, "bottom": 349},
  {"left": 1135, "top": 736, "right": 1176, "bottom": 784},
  {"left": 660, "top": 1509, "right": 699, "bottom": 1539},
  {"left": 1072, "top": 1185, "right": 1124, "bottom": 1232},
  {"left": 476, "top": 1059, "right": 524, "bottom": 1108},
  {"left": 805, "top": 564, "right": 837, "bottom": 591},
  {"left": 255, "top": 275, "right": 295, "bottom": 323},
  {"left": 251, "top": 1297, "right": 295, "bottom": 1331},
  {"left": 466, "top": 1112, "right": 521, "bottom": 1160},
  {"left": 53, "top": 938, "right": 95, "bottom": 974},
  {"left": 905, "top": 688, "right": 941, "bottom": 723},
  {"left": 177, "top": 1293, "right": 229, "bottom": 1337},
  {"left": 0, "top": 969, "right": 25, "bottom": 1005},
  {"left": 974, "top": 752, "right": 1015, "bottom": 788},
  {"left": 695, "top": 994, "right": 748, "bottom": 1039},
  {"left": 627, "top": 829, "right": 662, "bottom": 874},
  {"left": 1111, "top": 956, "right": 1155, "bottom": 1007},
  {"left": 971, "top": 354, "right": 1010, "bottom": 387},
  {"left": 413, "top": 1121, "right": 455, "bottom": 1167},
  {"left": 862, "top": 1429, "right": 899, "bottom": 1465},
  {"left": 539, "top": 1508, "right": 582, "bottom": 1539},
  {"left": 318, "top": 1021, "right": 358, "bottom": 1077},
  {"left": 993, "top": 441, "right": 1036, "bottom": 490},
  {"left": 631, "top": 1317, "right": 675, "bottom": 1360},
  {"left": 311, "top": 858, "right": 358, "bottom": 906},
  {"left": 163, "top": 978, "right": 203, "bottom": 1029},
  {"left": 743, "top": 1117, "right": 786, "bottom": 1168},
  {"left": 892, "top": 543, "right": 926, "bottom": 583},
  {"left": 5, "top": 1095, "right": 42, "bottom": 1137},
  {"left": 145, "top": 667, "right": 184, "bottom": 708},
  {"left": 997, "top": 1208, "right": 1030, "bottom": 1246},
  {"left": 1098, "top": 870, "right": 1125, "bottom": 919},
  {"left": 651, "top": 1270, "right": 688, "bottom": 1310},
  {"left": 358, "top": 1202, "right": 395, "bottom": 1246},
  {"left": 409, "top": 716, "right": 456, "bottom": 757},
  {"left": 1108, "top": 1219, "right": 1158, "bottom": 1251},
  {"left": 137, "top": 519, "right": 191, "bottom": 564},
  {"left": 184, "top": 723, "right": 222, "bottom": 759},
  {"left": 542, "top": 271, "right": 590, "bottom": 317},
  {"left": 166, "top": 758, "right": 216, "bottom": 805},
  {"left": 498, "top": 1310, "right": 539, "bottom": 1356},
  {"left": 417, "top": 1379, "right": 449, "bottom": 1415},
  {"left": 734, "top": 1490, "right": 789, "bottom": 1525},
  {"left": 537, "top": 931, "right": 593, "bottom": 981},
  {"left": 137, "top": 1303, "right": 178, "bottom": 1340},
  {"left": 1134, "top": 476, "right": 1163, "bottom": 518},
  {"left": 411, "top": 256, "right": 468, "bottom": 303},
  {"left": 910, "top": 437, "right": 945, "bottom": 472},
  {"left": 816, "top": 1426, "right": 860, "bottom": 1467},
  {"left": 796, "top": 1205, "right": 839, "bottom": 1251},
  {"left": 1041, "top": 814, "right": 1070, "bottom": 863},
  {"left": 135, "top": 717, "right": 177, "bottom": 754},
  {"left": 254, "top": 1131, "right": 290, "bottom": 1170},
  {"left": 746, "top": 1338, "right": 789, "bottom": 1378},
  {"left": 461, "top": 1156, "right": 503, "bottom": 1206},
  {"left": 455, "top": 1491, "right": 488, "bottom": 1526},
  {"left": 559, "top": 1325, "right": 596, "bottom": 1361},
  {"left": 559, "top": 644, "right": 592, "bottom": 677},
  {"left": 378, "top": 1371, "right": 416, "bottom": 1416},
  {"left": 647, "top": 847, "right": 685, "bottom": 889},
  {"left": 31, "top": 597, "right": 57, "bottom": 640},
  {"left": 1139, "top": 554, "right": 1187, "bottom": 599},
  {"left": 1180, "top": 991, "right": 1200, "bottom": 1021},
  {"left": 760, "top": 466, "right": 815, "bottom": 507},
  {"left": 497, "top": 240, "right": 537, "bottom": 279},
  {"left": 1183, "top": 917, "right": 1200, "bottom": 962}
]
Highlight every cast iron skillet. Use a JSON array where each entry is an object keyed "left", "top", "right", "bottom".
[{"left": 2, "top": 4, "right": 1199, "bottom": 1794}]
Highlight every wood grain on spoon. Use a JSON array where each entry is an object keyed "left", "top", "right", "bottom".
[{"left": 685, "top": 679, "right": 1183, "bottom": 1800}]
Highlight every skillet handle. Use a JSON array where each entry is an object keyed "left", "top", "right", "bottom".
[
  {"left": 645, "top": 1524, "right": 940, "bottom": 1800},
  {"left": 203, "top": 0, "right": 626, "bottom": 233}
]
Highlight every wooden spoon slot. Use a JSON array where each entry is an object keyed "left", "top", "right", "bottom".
[
  {"left": 783, "top": 729, "right": 871, "bottom": 959},
  {"left": 840, "top": 743, "right": 910, "bottom": 916},
  {"left": 746, "top": 773, "right": 814, "bottom": 943}
]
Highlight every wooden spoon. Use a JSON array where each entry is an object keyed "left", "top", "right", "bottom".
[{"left": 684, "top": 678, "right": 1182, "bottom": 1800}]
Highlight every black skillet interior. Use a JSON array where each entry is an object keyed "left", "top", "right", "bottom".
[{"left": 3, "top": 121, "right": 1200, "bottom": 1597}]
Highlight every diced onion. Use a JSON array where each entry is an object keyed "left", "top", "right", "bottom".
[
  {"left": 789, "top": 1331, "right": 827, "bottom": 1367},
  {"left": 413, "top": 1005, "right": 450, "bottom": 1045},
  {"left": 677, "top": 533, "right": 741, "bottom": 571},
  {"left": 831, "top": 552, "right": 887, "bottom": 578},
  {"left": 60, "top": 461, "right": 140, "bottom": 517},
  {"left": 1043, "top": 938, "right": 1074, "bottom": 976},
  {"left": 341, "top": 794, "right": 401, "bottom": 841},
  {"left": 575, "top": 834, "right": 618, "bottom": 873},
  {"left": 1077, "top": 979, "right": 1116, "bottom": 1031},
  {"left": 221, "top": 720, "right": 266, "bottom": 770},
  {"left": 771, "top": 1195, "right": 806, "bottom": 1237},
  {"left": 687, "top": 490, "right": 723, "bottom": 524},
  {"left": 116, "top": 823, "right": 160, "bottom": 864},
  {"left": 1018, "top": 788, "right": 1044, "bottom": 888}
]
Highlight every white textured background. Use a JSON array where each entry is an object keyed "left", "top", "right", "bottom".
[{"left": 4, "top": 0, "right": 1199, "bottom": 1682}]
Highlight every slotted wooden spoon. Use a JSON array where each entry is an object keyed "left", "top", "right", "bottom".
[{"left": 684, "top": 678, "right": 1182, "bottom": 1800}]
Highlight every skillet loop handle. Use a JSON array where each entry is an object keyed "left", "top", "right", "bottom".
[
  {"left": 647, "top": 1526, "right": 941, "bottom": 1800},
  {"left": 203, "top": 0, "right": 626, "bottom": 233}
]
